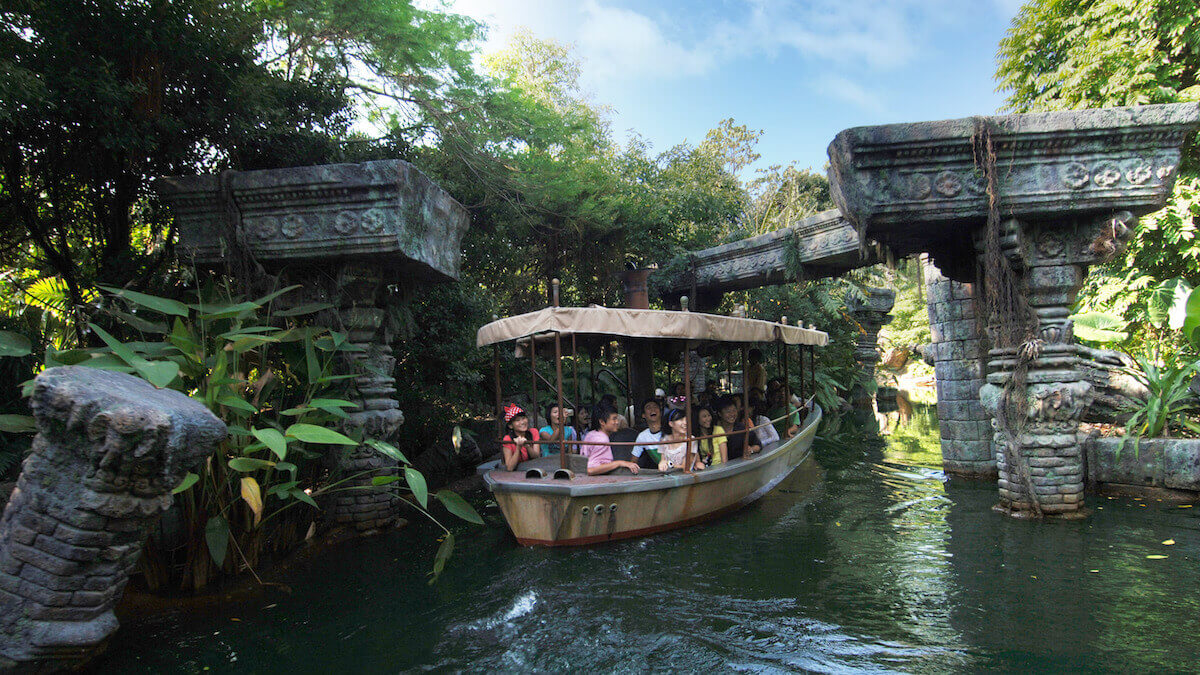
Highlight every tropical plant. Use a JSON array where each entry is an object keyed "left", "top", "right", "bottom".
[
  {"left": 46, "top": 281, "right": 480, "bottom": 589},
  {"left": 1071, "top": 311, "right": 1130, "bottom": 345},
  {"left": 1119, "top": 354, "right": 1200, "bottom": 455}
]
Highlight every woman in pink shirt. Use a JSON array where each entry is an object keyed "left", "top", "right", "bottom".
[{"left": 580, "top": 401, "right": 640, "bottom": 476}]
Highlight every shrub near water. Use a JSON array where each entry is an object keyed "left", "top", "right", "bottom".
[{"left": 43, "top": 282, "right": 479, "bottom": 591}]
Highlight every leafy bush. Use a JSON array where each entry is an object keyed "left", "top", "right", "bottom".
[{"left": 46, "top": 282, "right": 479, "bottom": 590}]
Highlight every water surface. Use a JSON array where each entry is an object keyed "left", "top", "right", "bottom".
[{"left": 99, "top": 403, "right": 1200, "bottom": 673}]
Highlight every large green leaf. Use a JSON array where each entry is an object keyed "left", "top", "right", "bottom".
[
  {"left": 205, "top": 516, "right": 230, "bottom": 567},
  {"left": 0, "top": 330, "right": 32, "bottom": 357},
  {"left": 1071, "top": 312, "right": 1128, "bottom": 344},
  {"left": 171, "top": 472, "right": 199, "bottom": 494},
  {"left": 1183, "top": 287, "right": 1200, "bottom": 350},
  {"left": 285, "top": 423, "right": 358, "bottom": 446},
  {"left": 252, "top": 427, "right": 288, "bottom": 460},
  {"left": 434, "top": 489, "right": 484, "bottom": 525},
  {"left": 99, "top": 285, "right": 190, "bottom": 317},
  {"left": 228, "top": 457, "right": 275, "bottom": 472},
  {"left": 406, "top": 467, "right": 428, "bottom": 507},
  {"left": 1147, "top": 277, "right": 1192, "bottom": 328},
  {"left": 366, "top": 438, "right": 409, "bottom": 464},
  {"left": 89, "top": 323, "right": 180, "bottom": 388},
  {"left": 429, "top": 533, "right": 454, "bottom": 585},
  {"left": 0, "top": 414, "right": 36, "bottom": 433}
]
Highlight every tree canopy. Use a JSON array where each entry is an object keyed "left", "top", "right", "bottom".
[{"left": 997, "top": 0, "right": 1200, "bottom": 350}]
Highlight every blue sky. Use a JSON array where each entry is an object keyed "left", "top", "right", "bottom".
[{"left": 446, "top": 0, "right": 1023, "bottom": 175}]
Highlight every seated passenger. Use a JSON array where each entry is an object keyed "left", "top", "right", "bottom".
[
  {"left": 766, "top": 384, "right": 800, "bottom": 438},
  {"left": 501, "top": 404, "right": 541, "bottom": 471},
  {"left": 694, "top": 405, "right": 723, "bottom": 467},
  {"left": 632, "top": 397, "right": 664, "bottom": 469},
  {"left": 573, "top": 406, "right": 591, "bottom": 437},
  {"left": 599, "top": 393, "right": 630, "bottom": 429},
  {"left": 580, "top": 401, "right": 640, "bottom": 476},
  {"left": 538, "top": 403, "right": 577, "bottom": 456},
  {"left": 752, "top": 400, "right": 780, "bottom": 446},
  {"left": 715, "top": 395, "right": 761, "bottom": 460},
  {"left": 658, "top": 408, "right": 705, "bottom": 473}
]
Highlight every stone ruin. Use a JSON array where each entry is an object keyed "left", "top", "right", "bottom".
[
  {"left": 0, "top": 367, "right": 225, "bottom": 670},
  {"left": 155, "top": 160, "right": 470, "bottom": 533},
  {"left": 827, "top": 102, "right": 1200, "bottom": 515}
]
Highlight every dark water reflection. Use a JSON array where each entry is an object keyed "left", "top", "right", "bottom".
[{"left": 98, "top": 402, "right": 1200, "bottom": 673}]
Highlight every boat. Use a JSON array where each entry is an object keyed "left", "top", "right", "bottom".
[{"left": 476, "top": 292, "right": 828, "bottom": 546}]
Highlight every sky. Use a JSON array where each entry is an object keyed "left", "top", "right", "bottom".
[{"left": 444, "top": 0, "right": 1023, "bottom": 175}]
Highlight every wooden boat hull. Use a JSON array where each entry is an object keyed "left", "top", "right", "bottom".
[{"left": 485, "top": 405, "right": 822, "bottom": 546}]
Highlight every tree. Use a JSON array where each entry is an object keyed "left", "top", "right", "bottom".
[
  {"left": 996, "top": 0, "right": 1200, "bottom": 350},
  {"left": 0, "top": 0, "right": 490, "bottom": 342}
]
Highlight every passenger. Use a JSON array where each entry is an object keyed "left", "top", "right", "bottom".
[
  {"left": 574, "top": 406, "right": 591, "bottom": 437},
  {"left": 658, "top": 408, "right": 705, "bottom": 473},
  {"left": 752, "top": 399, "right": 780, "bottom": 446},
  {"left": 538, "top": 403, "right": 578, "bottom": 456},
  {"left": 632, "top": 397, "right": 664, "bottom": 468},
  {"left": 501, "top": 404, "right": 541, "bottom": 471},
  {"left": 715, "top": 395, "right": 761, "bottom": 460},
  {"left": 694, "top": 405, "right": 722, "bottom": 467},
  {"left": 671, "top": 381, "right": 685, "bottom": 397},
  {"left": 766, "top": 384, "right": 800, "bottom": 439},
  {"left": 580, "top": 401, "right": 640, "bottom": 476},
  {"left": 599, "top": 394, "right": 630, "bottom": 429},
  {"left": 746, "top": 348, "right": 767, "bottom": 394}
]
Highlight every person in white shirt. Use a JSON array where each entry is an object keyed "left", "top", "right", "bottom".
[{"left": 633, "top": 397, "right": 664, "bottom": 468}]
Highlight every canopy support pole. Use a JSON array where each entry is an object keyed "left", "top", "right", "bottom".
[
  {"left": 684, "top": 342, "right": 693, "bottom": 473},
  {"left": 798, "top": 343, "right": 806, "bottom": 402},
  {"left": 625, "top": 344, "right": 633, "bottom": 416},
  {"left": 493, "top": 345, "right": 503, "bottom": 439},
  {"left": 726, "top": 351, "right": 732, "bottom": 393},
  {"left": 783, "top": 341, "right": 791, "bottom": 427},
  {"left": 572, "top": 333, "right": 580, "bottom": 435},
  {"left": 554, "top": 330, "right": 567, "bottom": 471},
  {"left": 530, "top": 340, "right": 537, "bottom": 426},
  {"left": 741, "top": 345, "right": 751, "bottom": 453}
]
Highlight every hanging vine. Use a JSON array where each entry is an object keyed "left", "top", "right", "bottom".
[{"left": 972, "top": 118, "right": 1044, "bottom": 517}]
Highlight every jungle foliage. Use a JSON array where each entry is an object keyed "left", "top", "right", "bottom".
[{"left": 997, "top": 0, "right": 1200, "bottom": 356}]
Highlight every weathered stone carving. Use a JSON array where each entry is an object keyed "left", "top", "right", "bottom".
[
  {"left": 0, "top": 367, "right": 225, "bottom": 670},
  {"left": 828, "top": 103, "right": 1198, "bottom": 283},
  {"left": 155, "top": 159, "right": 470, "bottom": 281},
  {"left": 157, "top": 160, "right": 470, "bottom": 534},
  {"left": 828, "top": 102, "right": 1200, "bottom": 516},
  {"left": 654, "top": 209, "right": 875, "bottom": 302},
  {"left": 847, "top": 287, "right": 895, "bottom": 400}
]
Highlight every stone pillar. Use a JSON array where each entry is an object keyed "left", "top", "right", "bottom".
[
  {"left": 923, "top": 256, "right": 995, "bottom": 477},
  {"left": 0, "top": 367, "right": 225, "bottom": 670},
  {"left": 332, "top": 267, "right": 405, "bottom": 533},
  {"left": 846, "top": 287, "right": 894, "bottom": 405},
  {"left": 284, "top": 265, "right": 404, "bottom": 534},
  {"left": 978, "top": 214, "right": 1134, "bottom": 516}
]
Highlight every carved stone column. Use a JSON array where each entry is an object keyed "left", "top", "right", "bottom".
[
  {"left": 847, "top": 287, "right": 895, "bottom": 388},
  {"left": 979, "top": 214, "right": 1134, "bottom": 516},
  {"left": 0, "top": 367, "right": 225, "bottom": 670},
  {"left": 328, "top": 266, "right": 405, "bottom": 533},
  {"left": 156, "top": 160, "right": 470, "bottom": 534},
  {"left": 923, "top": 256, "right": 994, "bottom": 477},
  {"left": 827, "top": 102, "right": 1199, "bottom": 517}
]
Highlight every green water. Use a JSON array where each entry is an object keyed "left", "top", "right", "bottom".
[{"left": 98, "top": 403, "right": 1200, "bottom": 673}]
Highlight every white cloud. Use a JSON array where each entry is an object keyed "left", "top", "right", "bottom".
[
  {"left": 814, "top": 74, "right": 886, "bottom": 113},
  {"left": 576, "top": 1, "right": 713, "bottom": 81}
]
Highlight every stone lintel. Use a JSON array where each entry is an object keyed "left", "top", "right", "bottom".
[
  {"left": 155, "top": 160, "right": 470, "bottom": 281},
  {"left": 655, "top": 208, "right": 874, "bottom": 297},
  {"left": 827, "top": 103, "right": 1200, "bottom": 279}
]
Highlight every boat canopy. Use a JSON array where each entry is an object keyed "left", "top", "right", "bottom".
[{"left": 476, "top": 305, "right": 828, "bottom": 348}]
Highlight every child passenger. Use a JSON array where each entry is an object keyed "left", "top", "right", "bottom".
[
  {"left": 658, "top": 408, "right": 705, "bottom": 473},
  {"left": 501, "top": 404, "right": 541, "bottom": 471},
  {"left": 580, "top": 401, "right": 641, "bottom": 476}
]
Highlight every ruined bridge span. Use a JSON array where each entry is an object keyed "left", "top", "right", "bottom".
[{"left": 654, "top": 208, "right": 877, "bottom": 308}]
